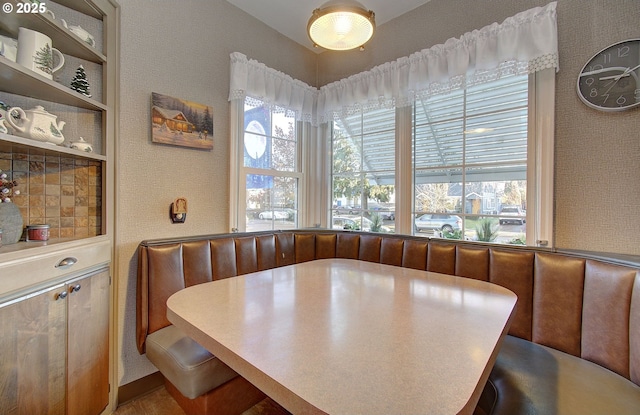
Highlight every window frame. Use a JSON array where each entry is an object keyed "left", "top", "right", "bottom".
[{"left": 230, "top": 98, "right": 306, "bottom": 232}]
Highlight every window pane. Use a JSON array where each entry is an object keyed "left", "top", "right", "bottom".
[
  {"left": 244, "top": 105, "right": 270, "bottom": 169},
  {"left": 333, "top": 135, "right": 362, "bottom": 173},
  {"left": 243, "top": 103, "right": 297, "bottom": 172},
  {"left": 272, "top": 111, "right": 297, "bottom": 171},
  {"left": 245, "top": 175, "right": 297, "bottom": 232},
  {"left": 331, "top": 107, "right": 395, "bottom": 234},
  {"left": 272, "top": 137, "right": 296, "bottom": 172},
  {"left": 413, "top": 74, "right": 529, "bottom": 244}
]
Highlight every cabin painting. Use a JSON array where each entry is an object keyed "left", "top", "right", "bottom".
[
  {"left": 151, "top": 92, "right": 214, "bottom": 150},
  {"left": 152, "top": 106, "right": 194, "bottom": 133}
]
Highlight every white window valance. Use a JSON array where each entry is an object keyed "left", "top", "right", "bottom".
[
  {"left": 228, "top": 52, "right": 318, "bottom": 123},
  {"left": 316, "top": 1, "right": 558, "bottom": 124},
  {"left": 229, "top": 2, "right": 557, "bottom": 126}
]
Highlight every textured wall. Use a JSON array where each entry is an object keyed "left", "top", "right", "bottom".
[
  {"left": 317, "top": 0, "right": 640, "bottom": 255},
  {"left": 116, "top": 0, "right": 316, "bottom": 386}
]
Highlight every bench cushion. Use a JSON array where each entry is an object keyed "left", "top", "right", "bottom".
[
  {"left": 489, "top": 335, "right": 640, "bottom": 415},
  {"left": 145, "top": 325, "right": 238, "bottom": 399}
]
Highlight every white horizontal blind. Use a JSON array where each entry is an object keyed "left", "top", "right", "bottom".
[
  {"left": 334, "top": 108, "right": 397, "bottom": 186},
  {"left": 414, "top": 74, "right": 529, "bottom": 184}
]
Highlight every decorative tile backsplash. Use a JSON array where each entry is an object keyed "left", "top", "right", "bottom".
[{"left": 0, "top": 151, "right": 101, "bottom": 239}]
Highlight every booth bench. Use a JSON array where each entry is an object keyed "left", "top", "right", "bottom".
[{"left": 137, "top": 230, "right": 640, "bottom": 415}]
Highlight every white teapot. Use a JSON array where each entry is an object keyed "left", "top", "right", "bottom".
[
  {"left": 61, "top": 19, "right": 96, "bottom": 47},
  {"left": 6, "top": 106, "right": 65, "bottom": 145}
]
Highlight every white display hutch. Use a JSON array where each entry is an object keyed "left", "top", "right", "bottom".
[{"left": 0, "top": 1, "right": 118, "bottom": 414}]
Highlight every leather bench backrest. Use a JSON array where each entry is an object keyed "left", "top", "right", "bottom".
[
  {"left": 256, "top": 234, "right": 277, "bottom": 271},
  {"left": 210, "top": 238, "right": 237, "bottom": 279},
  {"left": 359, "top": 235, "right": 381, "bottom": 263},
  {"left": 380, "top": 237, "right": 403, "bottom": 267},
  {"left": 235, "top": 237, "right": 258, "bottom": 275},
  {"left": 276, "top": 233, "right": 295, "bottom": 267},
  {"left": 294, "top": 234, "right": 315, "bottom": 263},
  {"left": 316, "top": 233, "right": 337, "bottom": 259},
  {"left": 581, "top": 260, "right": 636, "bottom": 378},
  {"left": 137, "top": 230, "right": 640, "bottom": 386},
  {"left": 631, "top": 275, "right": 640, "bottom": 385},
  {"left": 489, "top": 249, "right": 534, "bottom": 340},
  {"left": 532, "top": 253, "right": 585, "bottom": 356},
  {"left": 336, "top": 233, "right": 359, "bottom": 259}
]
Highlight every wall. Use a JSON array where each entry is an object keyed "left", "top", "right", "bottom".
[
  {"left": 317, "top": 0, "right": 640, "bottom": 255},
  {"left": 116, "top": 0, "right": 316, "bottom": 386}
]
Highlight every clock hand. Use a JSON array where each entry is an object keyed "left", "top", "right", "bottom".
[
  {"left": 580, "top": 66, "right": 627, "bottom": 77},
  {"left": 601, "top": 64, "right": 640, "bottom": 95},
  {"left": 599, "top": 73, "right": 630, "bottom": 81},
  {"left": 599, "top": 63, "right": 640, "bottom": 81}
]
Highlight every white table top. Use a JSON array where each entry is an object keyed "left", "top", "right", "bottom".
[{"left": 167, "top": 259, "right": 517, "bottom": 415}]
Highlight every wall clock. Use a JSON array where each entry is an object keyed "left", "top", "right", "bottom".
[{"left": 577, "top": 39, "right": 640, "bottom": 111}]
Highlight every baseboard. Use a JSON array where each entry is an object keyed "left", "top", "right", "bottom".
[{"left": 117, "top": 371, "right": 165, "bottom": 406}]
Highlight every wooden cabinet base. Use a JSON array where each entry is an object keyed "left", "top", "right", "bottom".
[{"left": 165, "top": 375, "right": 266, "bottom": 415}]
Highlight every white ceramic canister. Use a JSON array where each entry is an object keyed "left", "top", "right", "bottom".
[{"left": 16, "top": 27, "right": 64, "bottom": 79}]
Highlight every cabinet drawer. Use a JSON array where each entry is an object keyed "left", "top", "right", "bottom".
[{"left": 0, "top": 238, "right": 110, "bottom": 300}]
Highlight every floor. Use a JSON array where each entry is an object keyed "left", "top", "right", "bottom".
[{"left": 113, "top": 386, "right": 291, "bottom": 415}]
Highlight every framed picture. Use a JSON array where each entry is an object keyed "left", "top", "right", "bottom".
[{"left": 151, "top": 92, "right": 214, "bottom": 150}]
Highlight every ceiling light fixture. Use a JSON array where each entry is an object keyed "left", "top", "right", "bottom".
[{"left": 307, "top": 0, "right": 375, "bottom": 51}]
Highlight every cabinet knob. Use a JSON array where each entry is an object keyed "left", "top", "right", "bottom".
[
  {"left": 55, "top": 257, "right": 78, "bottom": 269},
  {"left": 57, "top": 291, "right": 68, "bottom": 300},
  {"left": 71, "top": 284, "right": 82, "bottom": 293}
]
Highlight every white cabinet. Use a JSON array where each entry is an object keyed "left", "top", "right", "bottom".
[{"left": 0, "top": 267, "right": 110, "bottom": 415}]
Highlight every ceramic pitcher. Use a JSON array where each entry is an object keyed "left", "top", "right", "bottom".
[{"left": 16, "top": 27, "right": 64, "bottom": 79}]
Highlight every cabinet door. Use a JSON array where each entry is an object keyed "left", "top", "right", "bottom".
[
  {"left": 0, "top": 284, "right": 67, "bottom": 415},
  {"left": 66, "top": 268, "right": 110, "bottom": 415}
]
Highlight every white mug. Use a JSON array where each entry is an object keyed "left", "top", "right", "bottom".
[
  {"left": 16, "top": 27, "right": 64, "bottom": 79},
  {"left": 0, "top": 35, "right": 17, "bottom": 62}
]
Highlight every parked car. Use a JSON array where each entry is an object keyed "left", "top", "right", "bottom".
[
  {"left": 369, "top": 206, "right": 395, "bottom": 220},
  {"left": 332, "top": 216, "right": 390, "bottom": 232},
  {"left": 379, "top": 211, "right": 395, "bottom": 220},
  {"left": 499, "top": 205, "right": 526, "bottom": 225},
  {"left": 258, "top": 210, "right": 289, "bottom": 220},
  {"left": 414, "top": 214, "right": 462, "bottom": 232},
  {"left": 334, "top": 205, "right": 358, "bottom": 215}
]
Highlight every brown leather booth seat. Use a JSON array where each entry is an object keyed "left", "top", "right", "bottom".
[{"left": 137, "top": 230, "right": 640, "bottom": 415}]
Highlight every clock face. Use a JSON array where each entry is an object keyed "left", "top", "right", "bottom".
[
  {"left": 577, "top": 39, "right": 640, "bottom": 111},
  {"left": 244, "top": 120, "right": 267, "bottom": 159}
]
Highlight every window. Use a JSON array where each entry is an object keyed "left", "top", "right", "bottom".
[
  {"left": 331, "top": 107, "right": 396, "bottom": 233},
  {"left": 239, "top": 97, "right": 301, "bottom": 231},
  {"left": 413, "top": 74, "right": 530, "bottom": 244},
  {"left": 328, "top": 70, "right": 554, "bottom": 246}
]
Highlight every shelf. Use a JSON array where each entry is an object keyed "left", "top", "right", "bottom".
[
  {"left": 0, "top": 58, "right": 107, "bottom": 111},
  {"left": 0, "top": 132, "right": 106, "bottom": 161},
  {"left": 0, "top": 0, "right": 106, "bottom": 63}
]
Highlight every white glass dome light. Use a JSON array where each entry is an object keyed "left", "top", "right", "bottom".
[{"left": 307, "top": 0, "right": 376, "bottom": 51}]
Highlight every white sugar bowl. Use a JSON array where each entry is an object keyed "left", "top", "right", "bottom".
[{"left": 70, "top": 137, "right": 93, "bottom": 153}]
